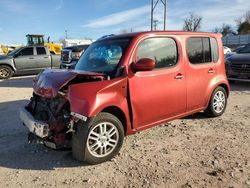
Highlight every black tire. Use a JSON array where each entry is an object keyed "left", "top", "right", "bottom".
[
  {"left": 72, "top": 112, "right": 124, "bottom": 164},
  {"left": 205, "top": 86, "right": 227, "bottom": 117},
  {"left": 0, "top": 65, "right": 13, "bottom": 79}
]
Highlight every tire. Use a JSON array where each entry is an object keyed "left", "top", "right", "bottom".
[
  {"left": 72, "top": 112, "right": 124, "bottom": 164},
  {"left": 205, "top": 86, "right": 227, "bottom": 117},
  {"left": 0, "top": 65, "right": 13, "bottom": 79}
]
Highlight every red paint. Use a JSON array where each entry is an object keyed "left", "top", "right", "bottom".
[{"left": 33, "top": 31, "right": 230, "bottom": 136}]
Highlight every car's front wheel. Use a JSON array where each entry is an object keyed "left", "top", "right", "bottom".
[
  {"left": 205, "top": 86, "right": 227, "bottom": 117},
  {"left": 72, "top": 112, "right": 124, "bottom": 164},
  {"left": 0, "top": 65, "right": 13, "bottom": 79}
]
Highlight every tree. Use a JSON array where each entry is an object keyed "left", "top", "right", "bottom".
[
  {"left": 238, "top": 21, "right": 250, "bottom": 34},
  {"left": 213, "top": 23, "right": 236, "bottom": 36},
  {"left": 183, "top": 13, "right": 202, "bottom": 31},
  {"left": 236, "top": 10, "right": 250, "bottom": 34}
]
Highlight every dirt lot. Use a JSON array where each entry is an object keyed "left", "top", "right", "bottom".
[{"left": 0, "top": 76, "right": 249, "bottom": 188}]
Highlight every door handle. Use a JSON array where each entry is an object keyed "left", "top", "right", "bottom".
[
  {"left": 175, "top": 73, "right": 184, "bottom": 79},
  {"left": 208, "top": 68, "right": 214, "bottom": 74},
  {"left": 44, "top": 57, "right": 49, "bottom": 58},
  {"left": 29, "top": 57, "right": 34, "bottom": 59}
]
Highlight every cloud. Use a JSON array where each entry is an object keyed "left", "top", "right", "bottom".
[
  {"left": 55, "top": 0, "right": 63, "bottom": 11},
  {"left": 0, "top": 0, "right": 30, "bottom": 13},
  {"left": 83, "top": 5, "right": 150, "bottom": 28}
]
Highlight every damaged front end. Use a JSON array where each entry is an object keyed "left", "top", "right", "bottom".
[{"left": 20, "top": 69, "right": 107, "bottom": 149}]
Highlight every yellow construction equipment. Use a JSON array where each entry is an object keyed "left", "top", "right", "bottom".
[{"left": 26, "top": 34, "right": 62, "bottom": 54}]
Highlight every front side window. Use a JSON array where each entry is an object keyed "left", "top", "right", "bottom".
[
  {"left": 75, "top": 38, "right": 131, "bottom": 78},
  {"left": 136, "top": 37, "right": 178, "bottom": 69},
  {"left": 19, "top": 47, "right": 33, "bottom": 56}
]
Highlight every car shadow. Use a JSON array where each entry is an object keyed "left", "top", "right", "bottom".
[
  {"left": 0, "top": 100, "right": 89, "bottom": 170},
  {"left": 0, "top": 75, "right": 34, "bottom": 88},
  {"left": 182, "top": 112, "right": 210, "bottom": 120}
]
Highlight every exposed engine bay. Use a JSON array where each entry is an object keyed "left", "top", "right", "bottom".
[
  {"left": 25, "top": 93, "right": 72, "bottom": 148},
  {"left": 21, "top": 69, "right": 110, "bottom": 149}
]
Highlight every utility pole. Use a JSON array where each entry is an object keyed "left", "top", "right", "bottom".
[
  {"left": 151, "top": 0, "right": 167, "bottom": 31},
  {"left": 153, "top": 20, "right": 159, "bottom": 30},
  {"left": 65, "top": 30, "right": 68, "bottom": 39}
]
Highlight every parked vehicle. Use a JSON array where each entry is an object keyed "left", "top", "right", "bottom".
[
  {"left": 20, "top": 31, "right": 229, "bottom": 164},
  {"left": 0, "top": 46, "right": 60, "bottom": 79},
  {"left": 225, "top": 43, "right": 250, "bottom": 82},
  {"left": 0, "top": 48, "right": 4, "bottom": 56},
  {"left": 60, "top": 45, "right": 89, "bottom": 69},
  {"left": 223, "top": 46, "right": 231, "bottom": 54},
  {"left": 26, "top": 34, "right": 62, "bottom": 55}
]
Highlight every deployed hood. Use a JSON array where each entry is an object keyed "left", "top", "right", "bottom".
[{"left": 33, "top": 69, "right": 107, "bottom": 98}]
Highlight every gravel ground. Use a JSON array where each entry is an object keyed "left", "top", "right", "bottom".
[{"left": 0, "top": 76, "right": 249, "bottom": 188}]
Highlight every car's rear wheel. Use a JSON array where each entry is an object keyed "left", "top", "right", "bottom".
[
  {"left": 0, "top": 65, "right": 13, "bottom": 79},
  {"left": 205, "top": 86, "right": 227, "bottom": 117},
  {"left": 72, "top": 112, "right": 124, "bottom": 164}
]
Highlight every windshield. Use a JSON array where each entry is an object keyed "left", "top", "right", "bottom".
[
  {"left": 75, "top": 38, "right": 131, "bottom": 78},
  {"left": 238, "top": 44, "right": 250, "bottom": 54},
  {"left": 7, "top": 48, "right": 22, "bottom": 56}
]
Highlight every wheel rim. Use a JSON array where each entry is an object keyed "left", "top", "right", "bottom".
[
  {"left": 87, "top": 122, "right": 119, "bottom": 158},
  {"left": 0, "top": 67, "right": 10, "bottom": 78},
  {"left": 213, "top": 90, "right": 226, "bottom": 113}
]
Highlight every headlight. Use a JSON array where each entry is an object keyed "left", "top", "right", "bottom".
[{"left": 71, "top": 52, "right": 81, "bottom": 60}]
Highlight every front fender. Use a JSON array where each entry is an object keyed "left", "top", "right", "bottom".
[{"left": 68, "top": 77, "right": 129, "bottom": 118}]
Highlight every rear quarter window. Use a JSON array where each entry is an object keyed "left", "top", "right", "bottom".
[{"left": 187, "top": 37, "right": 219, "bottom": 64}]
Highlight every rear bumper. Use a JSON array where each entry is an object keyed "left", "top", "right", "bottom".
[{"left": 19, "top": 108, "right": 49, "bottom": 138}]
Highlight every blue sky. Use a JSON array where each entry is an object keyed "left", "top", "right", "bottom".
[{"left": 0, "top": 0, "right": 249, "bottom": 45}]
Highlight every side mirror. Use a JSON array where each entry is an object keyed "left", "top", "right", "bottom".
[{"left": 133, "top": 58, "right": 155, "bottom": 72}]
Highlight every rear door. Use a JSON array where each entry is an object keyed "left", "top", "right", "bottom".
[
  {"left": 35, "top": 47, "right": 51, "bottom": 68},
  {"left": 185, "top": 37, "right": 218, "bottom": 111},
  {"left": 128, "top": 36, "right": 187, "bottom": 129}
]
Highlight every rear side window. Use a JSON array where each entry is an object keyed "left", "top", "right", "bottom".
[
  {"left": 187, "top": 37, "right": 216, "bottom": 64},
  {"left": 136, "top": 37, "right": 178, "bottom": 69},
  {"left": 36, "top": 47, "right": 46, "bottom": 55},
  {"left": 19, "top": 47, "right": 33, "bottom": 56}
]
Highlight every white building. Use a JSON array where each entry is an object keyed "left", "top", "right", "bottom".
[{"left": 64, "top": 39, "right": 94, "bottom": 47}]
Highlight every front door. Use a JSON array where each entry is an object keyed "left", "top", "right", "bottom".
[
  {"left": 14, "top": 47, "right": 37, "bottom": 71},
  {"left": 128, "top": 37, "right": 187, "bottom": 129}
]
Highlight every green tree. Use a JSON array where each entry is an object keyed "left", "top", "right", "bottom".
[{"left": 238, "top": 21, "right": 250, "bottom": 34}]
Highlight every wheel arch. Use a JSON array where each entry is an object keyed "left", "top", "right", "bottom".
[
  {"left": 0, "top": 64, "right": 15, "bottom": 72},
  {"left": 101, "top": 106, "right": 128, "bottom": 135}
]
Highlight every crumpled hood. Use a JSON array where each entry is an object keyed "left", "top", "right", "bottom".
[{"left": 33, "top": 69, "right": 106, "bottom": 98}]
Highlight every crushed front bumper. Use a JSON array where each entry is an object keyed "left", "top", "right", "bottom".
[{"left": 19, "top": 108, "right": 49, "bottom": 138}]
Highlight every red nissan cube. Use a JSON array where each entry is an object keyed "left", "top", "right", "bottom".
[{"left": 20, "top": 31, "right": 230, "bottom": 164}]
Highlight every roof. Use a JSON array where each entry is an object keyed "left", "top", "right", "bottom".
[{"left": 97, "top": 30, "right": 222, "bottom": 41}]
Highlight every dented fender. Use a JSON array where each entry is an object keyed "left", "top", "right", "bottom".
[{"left": 67, "top": 77, "right": 131, "bottom": 126}]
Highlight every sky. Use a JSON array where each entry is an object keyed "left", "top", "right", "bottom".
[{"left": 0, "top": 0, "right": 249, "bottom": 45}]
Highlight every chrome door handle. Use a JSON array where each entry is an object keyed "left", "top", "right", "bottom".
[
  {"left": 175, "top": 74, "right": 184, "bottom": 79},
  {"left": 208, "top": 69, "right": 214, "bottom": 73}
]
